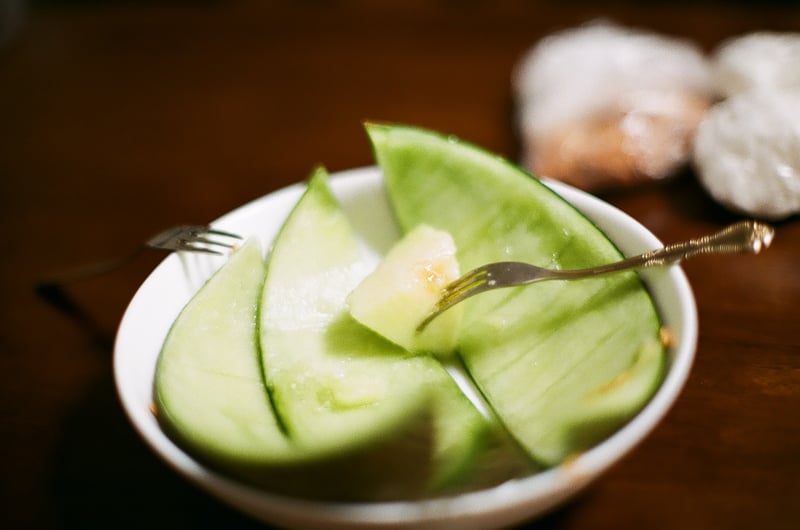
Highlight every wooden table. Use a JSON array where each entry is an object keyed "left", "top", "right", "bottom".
[{"left": 2, "top": 2, "right": 798, "bottom": 528}]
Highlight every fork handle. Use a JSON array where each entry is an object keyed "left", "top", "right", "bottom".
[
  {"left": 579, "top": 220, "right": 775, "bottom": 277},
  {"left": 37, "top": 246, "right": 145, "bottom": 288}
]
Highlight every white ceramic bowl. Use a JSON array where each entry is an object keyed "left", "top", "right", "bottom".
[{"left": 114, "top": 166, "right": 697, "bottom": 529}]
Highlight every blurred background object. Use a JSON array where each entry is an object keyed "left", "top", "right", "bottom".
[
  {"left": 692, "top": 31, "right": 800, "bottom": 220},
  {"left": 711, "top": 31, "right": 800, "bottom": 97},
  {"left": 513, "top": 21, "right": 716, "bottom": 192},
  {"left": 0, "top": 0, "right": 24, "bottom": 45}
]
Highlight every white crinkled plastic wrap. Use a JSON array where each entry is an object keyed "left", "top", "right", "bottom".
[
  {"left": 513, "top": 22, "right": 716, "bottom": 192},
  {"left": 693, "top": 90, "right": 800, "bottom": 220},
  {"left": 690, "top": 31, "right": 800, "bottom": 220},
  {"left": 712, "top": 32, "right": 800, "bottom": 98}
]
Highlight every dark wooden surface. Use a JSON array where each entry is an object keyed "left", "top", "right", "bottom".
[{"left": 2, "top": 1, "right": 799, "bottom": 528}]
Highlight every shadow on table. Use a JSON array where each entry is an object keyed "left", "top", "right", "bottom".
[
  {"left": 50, "top": 369, "right": 586, "bottom": 530},
  {"left": 50, "top": 370, "right": 267, "bottom": 529}
]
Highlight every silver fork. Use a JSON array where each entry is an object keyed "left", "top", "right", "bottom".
[
  {"left": 418, "top": 220, "right": 775, "bottom": 331},
  {"left": 38, "top": 224, "right": 242, "bottom": 288},
  {"left": 36, "top": 224, "right": 242, "bottom": 344}
]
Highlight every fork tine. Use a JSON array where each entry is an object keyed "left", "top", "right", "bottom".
[
  {"left": 180, "top": 227, "right": 241, "bottom": 253},
  {"left": 418, "top": 262, "right": 527, "bottom": 331},
  {"left": 146, "top": 225, "right": 192, "bottom": 248},
  {"left": 439, "top": 267, "right": 491, "bottom": 303},
  {"left": 146, "top": 225, "right": 242, "bottom": 253},
  {"left": 416, "top": 266, "right": 492, "bottom": 331},
  {"left": 172, "top": 243, "right": 226, "bottom": 255},
  {"left": 441, "top": 266, "right": 490, "bottom": 294},
  {"left": 186, "top": 236, "right": 240, "bottom": 248},
  {"left": 202, "top": 227, "right": 243, "bottom": 239}
]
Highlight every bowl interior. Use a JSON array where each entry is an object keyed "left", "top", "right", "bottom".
[{"left": 114, "top": 166, "right": 697, "bottom": 530}]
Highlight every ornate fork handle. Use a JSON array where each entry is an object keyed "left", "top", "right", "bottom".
[
  {"left": 558, "top": 220, "right": 775, "bottom": 279},
  {"left": 418, "top": 220, "right": 775, "bottom": 331}
]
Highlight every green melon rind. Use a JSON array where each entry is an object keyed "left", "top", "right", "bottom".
[{"left": 367, "top": 123, "right": 666, "bottom": 466}]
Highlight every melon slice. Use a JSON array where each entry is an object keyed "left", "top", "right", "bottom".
[
  {"left": 348, "top": 224, "right": 463, "bottom": 354},
  {"left": 368, "top": 123, "right": 666, "bottom": 465},
  {"left": 258, "top": 167, "right": 512, "bottom": 496}
]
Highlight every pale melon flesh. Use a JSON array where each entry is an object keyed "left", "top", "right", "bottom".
[{"left": 347, "top": 224, "right": 463, "bottom": 354}]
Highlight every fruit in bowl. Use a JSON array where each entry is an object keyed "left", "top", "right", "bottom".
[{"left": 115, "top": 123, "right": 696, "bottom": 528}]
